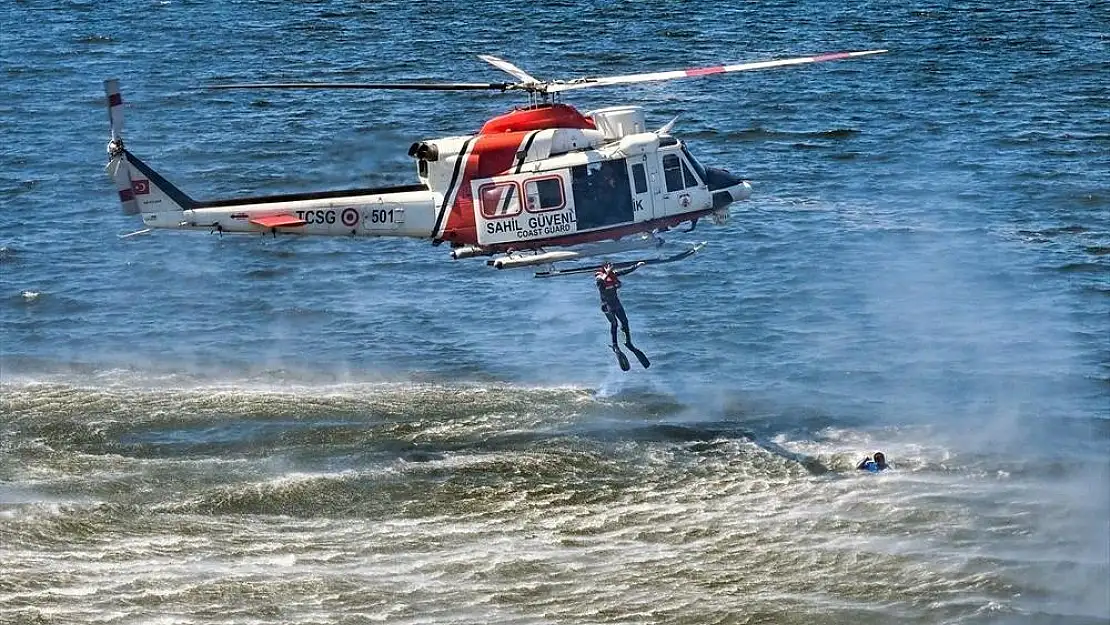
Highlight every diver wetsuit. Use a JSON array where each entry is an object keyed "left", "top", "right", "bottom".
[{"left": 596, "top": 265, "right": 634, "bottom": 347}]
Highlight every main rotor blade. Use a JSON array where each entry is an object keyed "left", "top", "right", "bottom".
[
  {"left": 477, "top": 55, "right": 540, "bottom": 85},
  {"left": 545, "top": 49, "right": 888, "bottom": 93},
  {"left": 208, "top": 82, "right": 511, "bottom": 91}
]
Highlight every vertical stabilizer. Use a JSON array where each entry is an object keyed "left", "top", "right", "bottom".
[{"left": 103, "top": 79, "right": 195, "bottom": 217}]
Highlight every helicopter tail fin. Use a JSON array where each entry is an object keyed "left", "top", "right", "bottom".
[{"left": 104, "top": 79, "right": 197, "bottom": 217}]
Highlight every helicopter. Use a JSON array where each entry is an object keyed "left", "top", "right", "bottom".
[{"left": 104, "top": 49, "right": 885, "bottom": 276}]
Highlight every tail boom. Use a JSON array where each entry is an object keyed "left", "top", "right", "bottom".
[
  {"left": 127, "top": 154, "right": 439, "bottom": 238},
  {"left": 156, "top": 188, "right": 439, "bottom": 238},
  {"left": 104, "top": 79, "right": 438, "bottom": 239}
]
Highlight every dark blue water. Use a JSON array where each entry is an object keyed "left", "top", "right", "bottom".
[{"left": 2, "top": 1, "right": 1107, "bottom": 623}]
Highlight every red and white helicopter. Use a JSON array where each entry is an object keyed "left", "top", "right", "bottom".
[{"left": 104, "top": 49, "right": 885, "bottom": 276}]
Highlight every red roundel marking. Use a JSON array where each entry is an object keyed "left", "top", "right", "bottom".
[{"left": 341, "top": 208, "right": 359, "bottom": 227}]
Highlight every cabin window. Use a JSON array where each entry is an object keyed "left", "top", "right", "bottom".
[
  {"left": 631, "top": 163, "right": 648, "bottom": 194},
  {"left": 524, "top": 176, "right": 564, "bottom": 212},
  {"left": 663, "top": 154, "right": 684, "bottom": 192},
  {"left": 478, "top": 182, "right": 522, "bottom": 219}
]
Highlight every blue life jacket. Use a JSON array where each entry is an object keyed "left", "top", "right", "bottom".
[{"left": 857, "top": 457, "right": 887, "bottom": 472}]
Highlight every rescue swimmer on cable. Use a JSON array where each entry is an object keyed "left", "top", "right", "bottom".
[{"left": 595, "top": 260, "right": 649, "bottom": 371}]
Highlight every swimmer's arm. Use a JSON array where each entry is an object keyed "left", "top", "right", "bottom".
[{"left": 615, "top": 262, "right": 646, "bottom": 277}]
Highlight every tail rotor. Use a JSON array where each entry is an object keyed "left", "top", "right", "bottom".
[
  {"left": 104, "top": 79, "right": 140, "bottom": 215},
  {"left": 105, "top": 78, "right": 125, "bottom": 145}
]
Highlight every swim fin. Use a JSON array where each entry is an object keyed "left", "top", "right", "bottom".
[
  {"left": 624, "top": 342, "right": 650, "bottom": 369},
  {"left": 611, "top": 344, "right": 631, "bottom": 371}
]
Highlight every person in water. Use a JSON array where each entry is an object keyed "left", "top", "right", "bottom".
[
  {"left": 857, "top": 451, "right": 888, "bottom": 472},
  {"left": 595, "top": 261, "right": 643, "bottom": 349}
]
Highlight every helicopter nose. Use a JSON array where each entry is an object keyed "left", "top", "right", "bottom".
[
  {"left": 731, "top": 180, "right": 752, "bottom": 201},
  {"left": 705, "top": 167, "right": 751, "bottom": 208},
  {"left": 704, "top": 166, "right": 743, "bottom": 191}
]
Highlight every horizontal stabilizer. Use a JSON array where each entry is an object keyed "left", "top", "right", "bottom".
[{"left": 250, "top": 214, "right": 308, "bottom": 229}]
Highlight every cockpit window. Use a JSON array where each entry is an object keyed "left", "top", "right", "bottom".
[
  {"left": 681, "top": 144, "right": 708, "bottom": 182},
  {"left": 663, "top": 154, "right": 684, "bottom": 192},
  {"left": 681, "top": 160, "right": 700, "bottom": 188},
  {"left": 665, "top": 152, "right": 702, "bottom": 191}
]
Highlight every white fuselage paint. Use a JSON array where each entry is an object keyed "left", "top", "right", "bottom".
[
  {"left": 139, "top": 189, "right": 440, "bottom": 238},
  {"left": 471, "top": 140, "right": 717, "bottom": 246},
  {"left": 113, "top": 106, "right": 749, "bottom": 248}
]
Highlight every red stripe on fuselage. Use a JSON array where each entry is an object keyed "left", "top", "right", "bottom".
[
  {"left": 686, "top": 66, "right": 725, "bottom": 77},
  {"left": 439, "top": 131, "right": 532, "bottom": 246},
  {"left": 108, "top": 93, "right": 123, "bottom": 107},
  {"left": 118, "top": 188, "right": 134, "bottom": 202}
]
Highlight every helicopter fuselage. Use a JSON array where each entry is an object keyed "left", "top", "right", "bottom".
[{"left": 112, "top": 101, "right": 750, "bottom": 260}]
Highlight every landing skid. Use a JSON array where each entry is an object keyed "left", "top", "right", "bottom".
[
  {"left": 534, "top": 242, "right": 706, "bottom": 278},
  {"left": 487, "top": 234, "right": 664, "bottom": 270}
]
